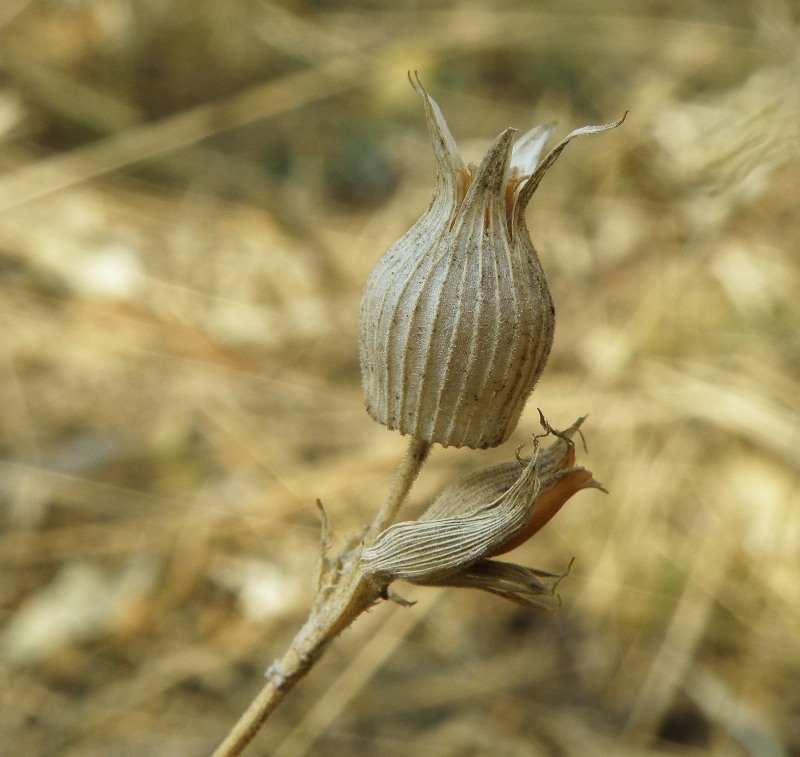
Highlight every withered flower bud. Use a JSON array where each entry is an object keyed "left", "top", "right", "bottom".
[
  {"left": 359, "top": 74, "right": 624, "bottom": 448},
  {"left": 360, "top": 417, "right": 603, "bottom": 607}
]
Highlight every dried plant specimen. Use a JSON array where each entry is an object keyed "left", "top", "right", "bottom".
[{"left": 213, "top": 75, "right": 623, "bottom": 757}]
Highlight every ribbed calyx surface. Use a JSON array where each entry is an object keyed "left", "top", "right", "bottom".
[{"left": 358, "top": 74, "right": 624, "bottom": 448}]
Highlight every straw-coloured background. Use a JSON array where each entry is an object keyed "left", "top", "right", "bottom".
[{"left": 1, "top": 1, "right": 798, "bottom": 755}]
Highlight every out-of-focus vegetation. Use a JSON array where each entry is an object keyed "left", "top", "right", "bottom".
[{"left": 1, "top": 1, "right": 798, "bottom": 755}]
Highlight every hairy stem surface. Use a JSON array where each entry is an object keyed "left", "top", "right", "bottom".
[
  {"left": 212, "top": 436, "right": 431, "bottom": 757},
  {"left": 366, "top": 437, "right": 431, "bottom": 542}
]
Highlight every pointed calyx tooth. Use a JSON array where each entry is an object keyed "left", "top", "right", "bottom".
[
  {"left": 358, "top": 74, "right": 625, "bottom": 449},
  {"left": 360, "top": 418, "right": 602, "bottom": 584}
]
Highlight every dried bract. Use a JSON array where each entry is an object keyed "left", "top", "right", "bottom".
[
  {"left": 358, "top": 74, "right": 625, "bottom": 448},
  {"left": 421, "top": 558, "right": 574, "bottom": 612}
]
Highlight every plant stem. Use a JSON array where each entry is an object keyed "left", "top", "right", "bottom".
[
  {"left": 211, "top": 567, "right": 374, "bottom": 757},
  {"left": 366, "top": 436, "right": 431, "bottom": 543},
  {"left": 212, "top": 436, "right": 431, "bottom": 757}
]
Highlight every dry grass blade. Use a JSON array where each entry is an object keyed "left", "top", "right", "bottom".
[
  {"left": 623, "top": 519, "right": 734, "bottom": 745},
  {"left": 0, "top": 56, "right": 366, "bottom": 212}
]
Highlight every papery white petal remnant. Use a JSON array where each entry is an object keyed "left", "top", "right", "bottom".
[{"left": 359, "top": 74, "right": 625, "bottom": 448}]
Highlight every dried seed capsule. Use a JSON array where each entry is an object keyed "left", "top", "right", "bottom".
[{"left": 358, "top": 74, "right": 624, "bottom": 448}]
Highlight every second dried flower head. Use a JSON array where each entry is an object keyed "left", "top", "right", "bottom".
[
  {"left": 361, "top": 416, "right": 603, "bottom": 609},
  {"left": 359, "top": 74, "right": 624, "bottom": 449}
]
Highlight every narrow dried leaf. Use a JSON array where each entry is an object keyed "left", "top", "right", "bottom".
[{"left": 418, "top": 557, "right": 573, "bottom": 611}]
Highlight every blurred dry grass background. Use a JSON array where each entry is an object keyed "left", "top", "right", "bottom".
[{"left": 1, "top": 1, "right": 799, "bottom": 755}]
